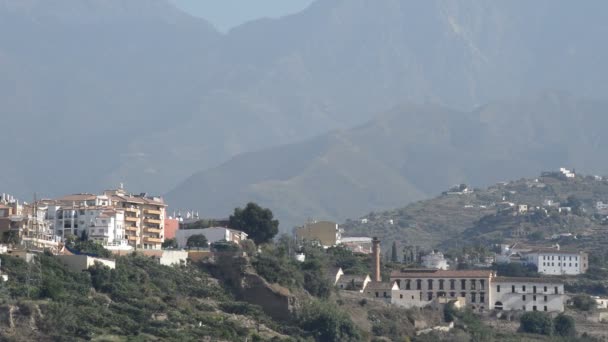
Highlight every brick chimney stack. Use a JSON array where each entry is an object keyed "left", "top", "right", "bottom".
[{"left": 372, "top": 237, "right": 381, "bottom": 282}]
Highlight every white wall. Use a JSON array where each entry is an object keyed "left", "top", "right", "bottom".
[
  {"left": 159, "top": 250, "right": 188, "bottom": 266},
  {"left": 528, "top": 253, "right": 584, "bottom": 275},
  {"left": 490, "top": 281, "right": 564, "bottom": 312},
  {"left": 175, "top": 227, "right": 229, "bottom": 248}
]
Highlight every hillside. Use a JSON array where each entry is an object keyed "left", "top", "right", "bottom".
[
  {"left": 342, "top": 172, "right": 608, "bottom": 251},
  {"left": 167, "top": 95, "right": 608, "bottom": 230},
  {"left": 3, "top": 0, "right": 608, "bottom": 199}
]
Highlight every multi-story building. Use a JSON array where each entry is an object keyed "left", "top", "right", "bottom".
[
  {"left": 491, "top": 277, "right": 565, "bottom": 312},
  {"left": 390, "top": 269, "right": 493, "bottom": 311},
  {"left": 389, "top": 269, "right": 566, "bottom": 312},
  {"left": 47, "top": 186, "right": 167, "bottom": 250},
  {"left": 523, "top": 248, "right": 588, "bottom": 275},
  {"left": 104, "top": 188, "right": 166, "bottom": 250},
  {"left": 295, "top": 221, "right": 342, "bottom": 248}
]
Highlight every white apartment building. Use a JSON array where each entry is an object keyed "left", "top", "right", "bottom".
[
  {"left": 48, "top": 205, "right": 127, "bottom": 247},
  {"left": 524, "top": 249, "right": 588, "bottom": 275},
  {"left": 491, "top": 277, "right": 565, "bottom": 312}
]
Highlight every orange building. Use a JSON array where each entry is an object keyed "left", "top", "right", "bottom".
[{"left": 164, "top": 218, "right": 179, "bottom": 240}]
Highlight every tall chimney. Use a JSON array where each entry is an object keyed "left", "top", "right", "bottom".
[{"left": 372, "top": 237, "right": 381, "bottom": 282}]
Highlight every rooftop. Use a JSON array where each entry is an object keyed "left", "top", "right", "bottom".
[
  {"left": 494, "top": 277, "right": 564, "bottom": 284},
  {"left": 365, "top": 281, "right": 397, "bottom": 290},
  {"left": 391, "top": 269, "right": 493, "bottom": 279}
]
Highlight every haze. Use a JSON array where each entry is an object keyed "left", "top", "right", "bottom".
[{"left": 1, "top": 0, "right": 608, "bottom": 229}]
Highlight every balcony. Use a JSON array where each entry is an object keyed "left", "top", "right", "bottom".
[
  {"left": 144, "top": 236, "right": 162, "bottom": 244},
  {"left": 144, "top": 218, "right": 162, "bottom": 225},
  {"left": 125, "top": 226, "right": 138, "bottom": 232},
  {"left": 124, "top": 207, "right": 139, "bottom": 213},
  {"left": 144, "top": 227, "right": 162, "bottom": 234},
  {"left": 127, "top": 236, "right": 138, "bottom": 241},
  {"left": 125, "top": 216, "right": 139, "bottom": 222},
  {"left": 145, "top": 209, "right": 162, "bottom": 215}
]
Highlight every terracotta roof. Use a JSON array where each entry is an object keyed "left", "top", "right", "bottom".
[
  {"left": 494, "top": 277, "right": 564, "bottom": 284},
  {"left": 365, "top": 282, "right": 396, "bottom": 290},
  {"left": 391, "top": 269, "right": 492, "bottom": 279},
  {"left": 55, "top": 194, "right": 98, "bottom": 202},
  {"left": 528, "top": 249, "right": 582, "bottom": 255}
]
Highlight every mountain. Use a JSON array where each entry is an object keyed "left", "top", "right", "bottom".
[
  {"left": 3, "top": 0, "right": 608, "bottom": 200},
  {"left": 166, "top": 94, "right": 608, "bottom": 230}
]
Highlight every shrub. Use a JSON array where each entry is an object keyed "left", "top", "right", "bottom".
[
  {"left": 519, "top": 311, "right": 553, "bottom": 335},
  {"left": 554, "top": 314, "right": 576, "bottom": 337},
  {"left": 572, "top": 295, "right": 596, "bottom": 311}
]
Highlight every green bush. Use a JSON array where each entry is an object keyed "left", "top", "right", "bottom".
[
  {"left": 554, "top": 314, "right": 576, "bottom": 337},
  {"left": 519, "top": 311, "right": 553, "bottom": 335},
  {"left": 299, "top": 301, "right": 361, "bottom": 342},
  {"left": 572, "top": 295, "right": 596, "bottom": 311}
]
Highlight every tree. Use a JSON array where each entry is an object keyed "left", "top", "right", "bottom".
[
  {"left": 519, "top": 311, "right": 553, "bottom": 335},
  {"left": 391, "top": 241, "right": 398, "bottom": 263},
  {"left": 554, "top": 314, "right": 576, "bottom": 337},
  {"left": 186, "top": 234, "right": 208, "bottom": 248},
  {"left": 229, "top": 202, "right": 279, "bottom": 244},
  {"left": 162, "top": 238, "right": 177, "bottom": 249},
  {"left": 572, "top": 294, "right": 595, "bottom": 311}
]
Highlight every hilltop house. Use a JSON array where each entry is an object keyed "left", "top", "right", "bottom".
[{"left": 336, "top": 274, "right": 372, "bottom": 292}]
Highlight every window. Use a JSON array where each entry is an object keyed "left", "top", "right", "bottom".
[
  {"left": 406, "top": 280, "right": 411, "bottom": 290},
  {"left": 544, "top": 286, "right": 547, "bottom": 292},
  {"left": 554, "top": 287, "right": 559, "bottom": 294},
  {"left": 522, "top": 305, "right": 526, "bottom": 311},
  {"left": 375, "top": 292, "right": 379, "bottom": 298},
  {"left": 79, "top": 210, "right": 85, "bottom": 215},
  {"left": 512, "top": 285, "right": 515, "bottom": 293},
  {"left": 400, "top": 294, "right": 403, "bottom": 299},
  {"left": 428, "top": 292, "right": 433, "bottom": 301},
  {"left": 497, "top": 285, "right": 501, "bottom": 293},
  {"left": 533, "top": 286, "right": 537, "bottom": 293},
  {"left": 480, "top": 280, "right": 485, "bottom": 288},
  {"left": 569, "top": 256, "right": 572, "bottom": 261},
  {"left": 544, "top": 296, "right": 548, "bottom": 302},
  {"left": 558, "top": 263, "right": 561, "bottom": 266},
  {"left": 383, "top": 292, "right": 387, "bottom": 298},
  {"left": 450, "top": 292, "right": 455, "bottom": 297},
  {"left": 480, "top": 293, "right": 485, "bottom": 303},
  {"left": 523, "top": 295, "right": 526, "bottom": 301},
  {"left": 439, "top": 279, "right": 445, "bottom": 290},
  {"left": 428, "top": 279, "right": 433, "bottom": 290},
  {"left": 533, "top": 306, "right": 537, "bottom": 311},
  {"left": 576, "top": 263, "right": 578, "bottom": 267},
  {"left": 558, "top": 256, "right": 561, "bottom": 261},
  {"left": 461, "top": 292, "right": 466, "bottom": 298},
  {"left": 471, "top": 293, "right": 476, "bottom": 303},
  {"left": 461, "top": 279, "right": 466, "bottom": 290},
  {"left": 416, "top": 280, "right": 422, "bottom": 290},
  {"left": 470, "top": 279, "right": 476, "bottom": 290},
  {"left": 552, "top": 256, "right": 554, "bottom": 260},
  {"left": 450, "top": 279, "right": 455, "bottom": 290},
  {"left": 544, "top": 306, "right": 548, "bottom": 312},
  {"left": 569, "top": 263, "right": 572, "bottom": 267},
  {"left": 522, "top": 285, "right": 526, "bottom": 292},
  {"left": 552, "top": 262, "right": 554, "bottom": 266},
  {"left": 533, "top": 295, "right": 537, "bottom": 301}
]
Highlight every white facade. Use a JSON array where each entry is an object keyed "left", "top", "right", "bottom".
[
  {"left": 594, "top": 296, "right": 608, "bottom": 310},
  {"left": 175, "top": 227, "right": 247, "bottom": 248},
  {"left": 421, "top": 251, "right": 449, "bottom": 270},
  {"left": 525, "top": 251, "right": 588, "bottom": 275},
  {"left": 49, "top": 206, "right": 127, "bottom": 246},
  {"left": 490, "top": 278, "right": 565, "bottom": 312}
]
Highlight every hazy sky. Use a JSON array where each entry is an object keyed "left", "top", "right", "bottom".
[{"left": 170, "top": 0, "right": 315, "bottom": 32}]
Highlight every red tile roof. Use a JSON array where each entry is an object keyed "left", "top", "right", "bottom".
[{"left": 391, "top": 269, "right": 493, "bottom": 279}]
